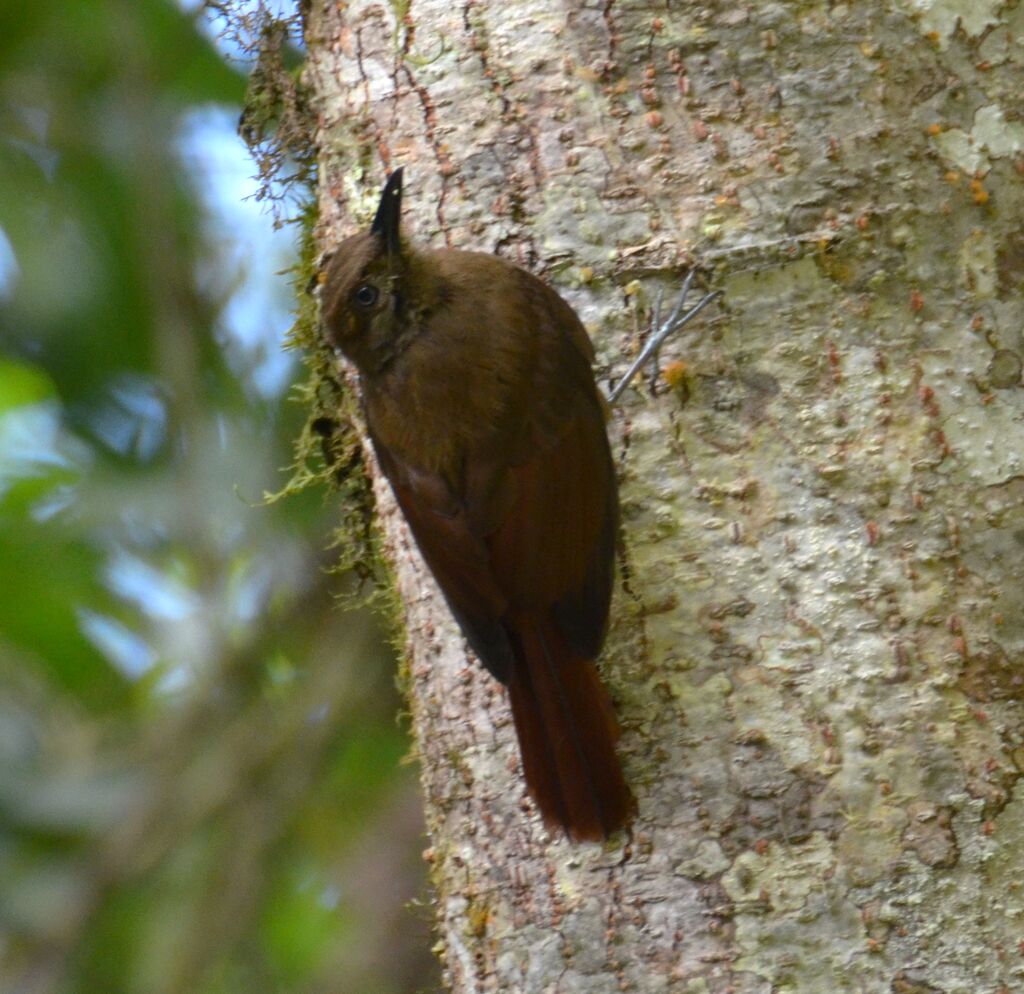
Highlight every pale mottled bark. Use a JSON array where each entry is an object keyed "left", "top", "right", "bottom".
[{"left": 304, "top": 1, "right": 1024, "bottom": 991}]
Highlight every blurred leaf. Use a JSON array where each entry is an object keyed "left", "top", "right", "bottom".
[
  {"left": 0, "top": 511, "right": 129, "bottom": 709},
  {"left": 262, "top": 860, "right": 341, "bottom": 982},
  {"left": 146, "top": 2, "right": 247, "bottom": 104},
  {"left": 0, "top": 0, "right": 47, "bottom": 59},
  {"left": 0, "top": 0, "right": 244, "bottom": 408},
  {"left": 0, "top": 358, "right": 54, "bottom": 413}
]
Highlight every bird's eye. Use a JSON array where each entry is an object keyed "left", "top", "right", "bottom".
[{"left": 354, "top": 284, "right": 378, "bottom": 308}]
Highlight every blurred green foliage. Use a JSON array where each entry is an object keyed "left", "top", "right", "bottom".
[{"left": 0, "top": 2, "right": 436, "bottom": 992}]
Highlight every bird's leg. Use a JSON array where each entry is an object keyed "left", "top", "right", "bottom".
[{"left": 608, "top": 273, "right": 721, "bottom": 404}]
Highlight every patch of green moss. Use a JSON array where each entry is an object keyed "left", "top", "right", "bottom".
[
  {"left": 237, "top": 12, "right": 314, "bottom": 215},
  {"left": 235, "top": 20, "right": 403, "bottom": 635},
  {"left": 264, "top": 207, "right": 398, "bottom": 627}
]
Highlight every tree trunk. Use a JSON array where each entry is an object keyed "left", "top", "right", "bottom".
[{"left": 304, "top": 1, "right": 1024, "bottom": 991}]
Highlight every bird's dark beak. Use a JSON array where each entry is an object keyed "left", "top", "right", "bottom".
[{"left": 371, "top": 167, "right": 403, "bottom": 257}]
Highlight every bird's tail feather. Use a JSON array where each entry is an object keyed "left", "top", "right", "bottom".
[{"left": 507, "top": 622, "right": 633, "bottom": 841}]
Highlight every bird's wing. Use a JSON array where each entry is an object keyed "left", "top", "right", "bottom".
[{"left": 372, "top": 271, "right": 617, "bottom": 675}]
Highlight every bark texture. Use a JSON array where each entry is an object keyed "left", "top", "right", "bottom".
[{"left": 305, "top": 1, "right": 1024, "bottom": 991}]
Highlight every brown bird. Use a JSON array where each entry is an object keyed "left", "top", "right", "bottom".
[{"left": 320, "top": 169, "right": 633, "bottom": 841}]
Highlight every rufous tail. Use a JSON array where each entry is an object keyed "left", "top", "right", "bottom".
[{"left": 507, "top": 622, "right": 634, "bottom": 841}]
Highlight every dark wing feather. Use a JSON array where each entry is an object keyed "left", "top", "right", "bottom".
[
  {"left": 479, "top": 270, "right": 618, "bottom": 656},
  {"left": 372, "top": 440, "right": 516, "bottom": 682},
  {"left": 481, "top": 401, "right": 617, "bottom": 654},
  {"left": 371, "top": 268, "right": 617, "bottom": 674}
]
